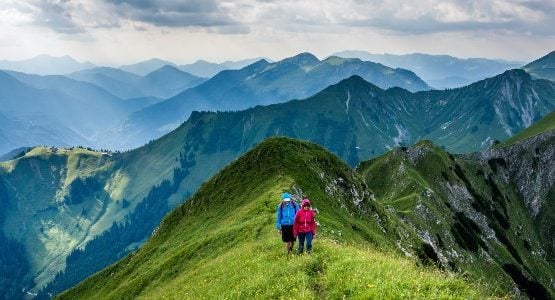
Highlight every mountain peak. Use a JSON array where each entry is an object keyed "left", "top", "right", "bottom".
[
  {"left": 323, "top": 56, "right": 359, "bottom": 65},
  {"left": 147, "top": 64, "right": 182, "bottom": 75},
  {"left": 281, "top": 52, "right": 320, "bottom": 66},
  {"left": 335, "top": 74, "right": 383, "bottom": 92}
]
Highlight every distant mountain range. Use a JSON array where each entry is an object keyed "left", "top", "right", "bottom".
[
  {"left": 104, "top": 53, "right": 432, "bottom": 149},
  {"left": 0, "top": 70, "right": 140, "bottom": 154},
  {"left": 178, "top": 58, "right": 269, "bottom": 78},
  {"left": 333, "top": 50, "right": 524, "bottom": 89},
  {"left": 119, "top": 57, "right": 270, "bottom": 78},
  {"left": 0, "top": 68, "right": 191, "bottom": 154},
  {"left": 0, "top": 55, "right": 95, "bottom": 75},
  {"left": 68, "top": 65, "right": 206, "bottom": 99},
  {"left": 0, "top": 51, "right": 552, "bottom": 158}
]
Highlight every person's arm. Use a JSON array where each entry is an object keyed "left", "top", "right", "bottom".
[
  {"left": 276, "top": 205, "right": 281, "bottom": 231},
  {"left": 293, "top": 211, "right": 299, "bottom": 238},
  {"left": 311, "top": 211, "right": 317, "bottom": 236}
]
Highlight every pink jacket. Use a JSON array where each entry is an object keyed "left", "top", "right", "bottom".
[{"left": 293, "top": 199, "right": 317, "bottom": 237}]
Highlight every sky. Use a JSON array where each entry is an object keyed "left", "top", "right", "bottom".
[{"left": 0, "top": 0, "right": 554, "bottom": 65}]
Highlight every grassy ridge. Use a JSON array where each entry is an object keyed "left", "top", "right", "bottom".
[
  {"left": 58, "top": 137, "right": 492, "bottom": 299},
  {"left": 502, "top": 110, "right": 555, "bottom": 145}
]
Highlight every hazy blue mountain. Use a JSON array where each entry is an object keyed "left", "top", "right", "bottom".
[
  {"left": 141, "top": 65, "right": 206, "bottom": 98},
  {"left": 333, "top": 50, "right": 523, "bottom": 89},
  {"left": 0, "top": 112, "right": 89, "bottom": 155},
  {"left": 121, "top": 96, "right": 166, "bottom": 112},
  {"left": 177, "top": 57, "right": 271, "bottom": 78},
  {"left": 177, "top": 60, "right": 228, "bottom": 78},
  {"left": 220, "top": 57, "right": 271, "bottom": 69},
  {"left": 106, "top": 53, "right": 431, "bottom": 149},
  {"left": 0, "top": 55, "right": 95, "bottom": 75},
  {"left": 68, "top": 67, "right": 144, "bottom": 99},
  {"left": 522, "top": 50, "right": 555, "bottom": 81},
  {"left": 119, "top": 58, "right": 177, "bottom": 76},
  {"left": 0, "top": 71, "right": 137, "bottom": 154},
  {"left": 69, "top": 66, "right": 205, "bottom": 99}
]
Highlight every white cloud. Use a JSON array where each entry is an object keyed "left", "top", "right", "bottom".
[{"left": 0, "top": 0, "right": 552, "bottom": 63}]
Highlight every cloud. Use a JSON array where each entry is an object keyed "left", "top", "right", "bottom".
[
  {"left": 18, "top": 0, "right": 85, "bottom": 34},
  {"left": 103, "top": 0, "right": 249, "bottom": 33},
  {"left": 4, "top": 0, "right": 249, "bottom": 34},
  {"left": 336, "top": 0, "right": 555, "bottom": 35},
  {"left": 237, "top": 0, "right": 555, "bottom": 36},
  {"left": 2, "top": 0, "right": 554, "bottom": 37}
]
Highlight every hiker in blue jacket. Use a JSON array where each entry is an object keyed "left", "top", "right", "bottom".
[{"left": 276, "top": 192, "right": 300, "bottom": 254}]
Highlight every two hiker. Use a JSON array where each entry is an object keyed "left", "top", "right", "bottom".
[{"left": 276, "top": 192, "right": 317, "bottom": 254}]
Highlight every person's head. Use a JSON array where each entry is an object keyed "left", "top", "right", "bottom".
[
  {"left": 282, "top": 192, "right": 291, "bottom": 203},
  {"left": 301, "top": 199, "right": 311, "bottom": 210}
]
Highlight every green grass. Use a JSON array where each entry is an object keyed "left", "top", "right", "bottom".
[
  {"left": 501, "top": 110, "right": 555, "bottom": 146},
  {"left": 57, "top": 137, "right": 493, "bottom": 299}
]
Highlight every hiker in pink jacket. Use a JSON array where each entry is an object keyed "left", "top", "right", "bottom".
[{"left": 293, "top": 198, "right": 317, "bottom": 254}]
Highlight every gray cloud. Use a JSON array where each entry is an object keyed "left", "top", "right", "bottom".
[
  {"left": 26, "top": 0, "right": 85, "bottom": 34},
  {"left": 104, "top": 0, "right": 248, "bottom": 33},
  {"left": 5, "top": 0, "right": 555, "bottom": 37},
  {"left": 337, "top": 1, "right": 555, "bottom": 36},
  {"left": 240, "top": 0, "right": 555, "bottom": 36}
]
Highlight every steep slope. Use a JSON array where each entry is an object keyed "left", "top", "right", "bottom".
[
  {"left": 522, "top": 50, "right": 555, "bottom": 82},
  {"left": 0, "top": 55, "right": 95, "bottom": 75},
  {"left": 333, "top": 50, "right": 523, "bottom": 88},
  {"left": 0, "top": 120, "right": 203, "bottom": 295},
  {"left": 358, "top": 129, "right": 555, "bottom": 299},
  {"left": 105, "top": 52, "right": 431, "bottom": 149},
  {"left": 57, "top": 137, "right": 492, "bottom": 299}
]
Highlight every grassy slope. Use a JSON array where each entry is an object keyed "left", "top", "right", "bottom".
[
  {"left": 0, "top": 147, "right": 118, "bottom": 288},
  {"left": 502, "top": 110, "right": 555, "bottom": 145},
  {"left": 58, "top": 137, "right": 492, "bottom": 299}
]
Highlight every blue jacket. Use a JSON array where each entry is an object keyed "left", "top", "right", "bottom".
[{"left": 276, "top": 201, "right": 300, "bottom": 229}]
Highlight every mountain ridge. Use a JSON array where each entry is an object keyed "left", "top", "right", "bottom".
[
  {"left": 0, "top": 55, "right": 95, "bottom": 75},
  {"left": 332, "top": 50, "right": 524, "bottom": 88},
  {"left": 104, "top": 52, "right": 431, "bottom": 149},
  {"left": 68, "top": 65, "right": 206, "bottom": 100},
  {"left": 56, "top": 137, "right": 494, "bottom": 299}
]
